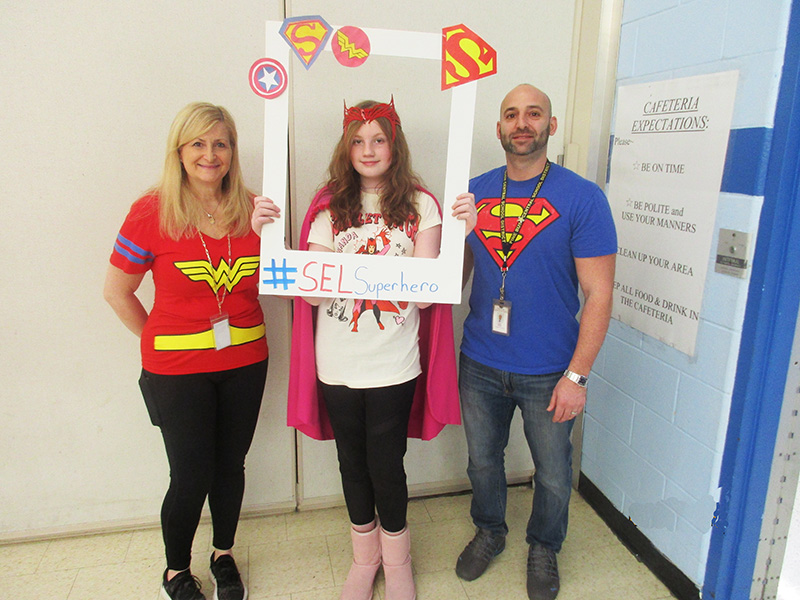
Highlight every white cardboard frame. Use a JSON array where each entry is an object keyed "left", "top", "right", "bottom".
[{"left": 259, "top": 20, "right": 476, "bottom": 304}]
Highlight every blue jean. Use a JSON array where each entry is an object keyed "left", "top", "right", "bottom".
[{"left": 459, "top": 353, "right": 573, "bottom": 552}]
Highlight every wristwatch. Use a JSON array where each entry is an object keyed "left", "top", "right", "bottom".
[{"left": 563, "top": 369, "right": 588, "bottom": 388}]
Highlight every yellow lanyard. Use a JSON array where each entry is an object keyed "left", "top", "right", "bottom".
[{"left": 497, "top": 160, "right": 550, "bottom": 299}]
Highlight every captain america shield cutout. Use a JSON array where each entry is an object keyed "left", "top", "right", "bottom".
[{"left": 249, "top": 58, "right": 288, "bottom": 99}]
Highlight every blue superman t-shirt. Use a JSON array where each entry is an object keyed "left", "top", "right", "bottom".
[{"left": 461, "top": 163, "right": 617, "bottom": 375}]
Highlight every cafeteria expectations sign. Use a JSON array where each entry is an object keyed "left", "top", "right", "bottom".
[{"left": 607, "top": 71, "right": 738, "bottom": 356}]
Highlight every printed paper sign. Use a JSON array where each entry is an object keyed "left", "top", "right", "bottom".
[{"left": 607, "top": 71, "right": 739, "bottom": 356}]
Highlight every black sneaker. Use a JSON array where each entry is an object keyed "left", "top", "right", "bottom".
[
  {"left": 526, "top": 543, "right": 560, "bottom": 600},
  {"left": 161, "top": 569, "right": 205, "bottom": 600},
  {"left": 455, "top": 527, "right": 506, "bottom": 581},
  {"left": 209, "top": 553, "right": 247, "bottom": 600}
]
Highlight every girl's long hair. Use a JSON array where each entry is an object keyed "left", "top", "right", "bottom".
[
  {"left": 154, "top": 102, "right": 252, "bottom": 239},
  {"left": 325, "top": 100, "right": 421, "bottom": 231}
]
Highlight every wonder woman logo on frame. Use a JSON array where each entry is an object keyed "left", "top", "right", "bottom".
[
  {"left": 279, "top": 15, "right": 332, "bottom": 70},
  {"left": 332, "top": 26, "right": 370, "bottom": 68},
  {"left": 441, "top": 24, "right": 497, "bottom": 90}
]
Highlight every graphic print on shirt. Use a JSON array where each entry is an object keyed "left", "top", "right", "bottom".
[
  {"left": 474, "top": 196, "right": 560, "bottom": 269},
  {"left": 173, "top": 256, "right": 260, "bottom": 292},
  {"left": 324, "top": 224, "right": 409, "bottom": 332},
  {"left": 327, "top": 297, "right": 349, "bottom": 322},
  {"left": 350, "top": 298, "right": 409, "bottom": 332}
]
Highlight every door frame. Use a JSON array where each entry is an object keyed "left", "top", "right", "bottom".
[{"left": 703, "top": 1, "right": 800, "bottom": 597}]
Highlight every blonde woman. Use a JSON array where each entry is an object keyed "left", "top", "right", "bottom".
[{"left": 104, "top": 102, "right": 279, "bottom": 600}]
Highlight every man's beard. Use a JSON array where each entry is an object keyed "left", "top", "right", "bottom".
[{"left": 500, "top": 128, "right": 549, "bottom": 156}]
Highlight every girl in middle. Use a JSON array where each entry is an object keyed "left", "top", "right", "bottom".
[{"left": 253, "top": 98, "right": 475, "bottom": 600}]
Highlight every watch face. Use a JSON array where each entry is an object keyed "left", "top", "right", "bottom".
[{"left": 564, "top": 370, "right": 588, "bottom": 387}]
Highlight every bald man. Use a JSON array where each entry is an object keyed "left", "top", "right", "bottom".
[{"left": 455, "top": 84, "right": 617, "bottom": 600}]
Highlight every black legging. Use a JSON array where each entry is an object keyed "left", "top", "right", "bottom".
[
  {"left": 321, "top": 378, "right": 416, "bottom": 533},
  {"left": 139, "top": 359, "right": 267, "bottom": 571}
]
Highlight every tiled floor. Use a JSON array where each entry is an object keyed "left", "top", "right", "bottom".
[{"left": 1, "top": 486, "right": 677, "bottom": 599}]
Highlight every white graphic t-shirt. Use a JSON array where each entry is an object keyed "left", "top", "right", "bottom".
[{"left": 308, "top": 190, "right": 441, "bottom": 388}]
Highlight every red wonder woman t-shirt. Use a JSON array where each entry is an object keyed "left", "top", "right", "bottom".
[{"left": 110, "top": 195, "right": 268, "bottom": 375}]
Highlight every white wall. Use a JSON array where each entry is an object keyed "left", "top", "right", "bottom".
[
  {"left": 0, "top": 1, "right": 295, "bottom": 538},
  {"left": 581, "top": 0, "right": 793, "bottom": 585}
]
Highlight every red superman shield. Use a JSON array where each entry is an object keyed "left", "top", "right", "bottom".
[
  {"left": 441, "top": 24, "right": 497, "bottom": 90},
  {"left": 474, "top": 196, "right": 560, "bottom": 269}
]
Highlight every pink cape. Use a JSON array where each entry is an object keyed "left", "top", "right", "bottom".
[{"left": 286, "top": 187, "right": 461, "bottom": 441}]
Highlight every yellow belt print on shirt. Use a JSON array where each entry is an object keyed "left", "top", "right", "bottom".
[
  {"left": 154, "top": 324, "right": 265, "bottom": 351},
  {"left": 154, "top": 254, "right": 264, "bottom": 350}
]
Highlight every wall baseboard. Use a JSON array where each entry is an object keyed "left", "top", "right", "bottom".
[
  {"left": 0, "top": 475, "right": 538, "bottom": 544},
  {"left": 578, "top": 473, "right": 701, "bottom": 600},
  {"left": 0, "top": 501, "right": 297, "bottom": 546}
]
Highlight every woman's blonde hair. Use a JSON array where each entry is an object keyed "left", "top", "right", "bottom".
[
  {"left": 325, "top": 100, "right": 421, "bottom": 231},
  {"left": 155, "top": 102, "right": 252, "bottom": 239}
]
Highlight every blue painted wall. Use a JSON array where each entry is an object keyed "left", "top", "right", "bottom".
[{"left": 581, "top": 0, "right": 792, "bottom": 585}]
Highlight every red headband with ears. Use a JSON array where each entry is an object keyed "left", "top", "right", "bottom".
[{"left": 342, "top": 96, "right": 401, "bottom": 140}]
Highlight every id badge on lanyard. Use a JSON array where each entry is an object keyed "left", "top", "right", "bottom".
[
  {"left": 211, "top": 313, "right": 232, "bottom": 350},
  {"left": 200, "top": 231, "right": 232, "bottom": 350},
  {"left": 492, "top": 267, "right": 511, "bottom": 335},
  {"left": 492, "top": 299, "right": 511, "bottom": 335},
  {"left": 491, "top": 162, "right": 550, "bottom": 336}
]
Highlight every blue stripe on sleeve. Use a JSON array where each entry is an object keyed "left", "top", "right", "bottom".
[{"left": 114, "top": 234, "right": 154, "bottom": 265}]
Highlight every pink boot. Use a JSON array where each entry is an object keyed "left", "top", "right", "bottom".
[
  {"left": 380, "top": 526, "right": 416, "bottom": 600},
  {"left": 340, "top": 523, "right": 381, "bottom": 600}
]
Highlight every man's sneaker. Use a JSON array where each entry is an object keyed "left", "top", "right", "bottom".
[
  {"left": 455, "top": 528, "right": 506, "bottom": 581},
  {"left": 161, "top": 569, "right": 205, "bottom": 600},
  {"left": 526, "top": 543, "right": 560, "bottom": 600},
  {"left": 209, "top": 553, "right": 247, "bottom": 600}
]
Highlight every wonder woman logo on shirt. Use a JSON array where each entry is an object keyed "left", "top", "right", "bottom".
[
  {"left": 474, "top": 197, "right": 560, "bottom": 269},
  {"left": 174, "top": 256, "right": 260, "bottom": 292}
]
